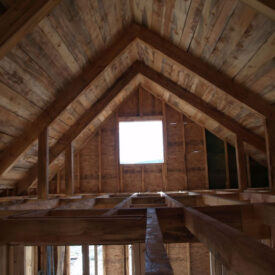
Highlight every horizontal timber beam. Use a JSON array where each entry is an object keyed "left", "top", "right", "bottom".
[
  {"left": 164, "top": 194, "right": 275, "bottom": 275},
  {"left": 0, "top": 208, "right": 193, "bottom": 244},
  {"left": 0, "top": 216, "right": 146, "bottom": 245}
]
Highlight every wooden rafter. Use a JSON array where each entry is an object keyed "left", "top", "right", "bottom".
[
  {"left": 16, "top": 64, "right": 139, "bottom": 194},
  {"left": 0, "top": 0, "right": 62, "bottom": 60},
  {"left": 139, "top": 63, "right": 266, "bottom": 152},
  {"left": 240, "top": 0, "right": 275, "bottom": 21},
  {"left": 133, "top": 24, "right": 275, "bottom": 118},
  {"left": 16, "top": 62, "right": 268, "bottom": 194},
  {"left": 0, "top": 26, "right": 137, "bottom": 178},
  {"left": 0, "top": 24, "right": 273, "bottom": 189}
]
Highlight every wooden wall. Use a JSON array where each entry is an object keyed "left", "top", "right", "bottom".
[
  {"left": 166, "top": 243, "right": 210, "bottom": 275},
  {"left": 50, "top": 87, "right": 208, "bottom": 193}
]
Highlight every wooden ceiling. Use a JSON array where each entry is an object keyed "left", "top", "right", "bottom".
[{"left": 0, "top": 0, "right": 274, "bottom": 192}]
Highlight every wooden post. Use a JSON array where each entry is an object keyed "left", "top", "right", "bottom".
[
  {"left": 65, "top": 143, "right": 74, "bottom": 196},
  {"left": 98, "top": 128, "right": 102, "bottom": 193},
  {"left": 162, "top": 101, "right": 168, "bottom": 191},
  {"left": 224, "top": 141, "right": 230, "bottom": 189},
  {"left": 56, "top": 170, "right": 61, "bottom": 194},
  {"left": 265, "top": 118, "right": 275, "bottom": 190},
  {"left": 181, "top": 115, "right": 188, "bottom": 190},
  {"left": 9, "top": 245, "right": 25, "bottom": 275},
  {"left": 37, "top": 128, "right": 49, "bottom": 199},
  {"left": 82, "top": 245, "right": 90, "bottom": 275},
  {"left": 246, "top": 155, "right": 251, "bottom": 188},
  {"left": 25, "top": 246, "right": 35, "bottom": 275},
  {"left": 76, "top": 152, "right": 80, "bottom": 193},
  {"left": 56, "top": 246, "right": 65, "bottom": 275},
  {"left": 235, "top": 136, "right": 248, "bottom": 190},
  {"left": 202, "top": 128, "right": 209, "bottom": 189},
  {"left": 65, "top": 246, "right": 70, "bottom": 275},
  {"left": 0, "top": 245, "right": 7, "bottom": 275},
  {"left": 94, "top": 245, "right": 98, "bottom": 275},
  {"left": 145, "top": 208, "right": 173, "bottom": 274},
  {"left": 133, "top": 244, "right": 141, "bottom": 275}
]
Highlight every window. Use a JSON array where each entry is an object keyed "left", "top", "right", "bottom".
[
  {"left": 119, "top": 120, "right": 164, "bottom": 164},
  {"left": 70, "top": 246, "right": 83, "bottom": 275}
]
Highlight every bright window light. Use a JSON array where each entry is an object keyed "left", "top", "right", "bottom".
[
  {"left": 70, "top": 246, "right": 83, "bottom": 275},
  {"left": 119, "top": 120, "right": 164, "bottom": 164}
]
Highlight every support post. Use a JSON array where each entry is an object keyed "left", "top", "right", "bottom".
[
  {"left": 224, "top": 141, "right": 230, "bottom": 189},
  {"left": 82, "top": 245, "right": 89, "bottom": 275},
  {"left": 38, "top": 128, "right": 49, "bottom": 199},
  {"left": 145, "top": 208, "right": 173, "bottom": 274},
  {"left": 265, "top": 118, "right": 275, "bottom": 190},
  {"left": 65, "top": 143, "right": 74, "bottom": 196},
  {"left": 235, "top": 136, "right": 248, "bottom": 190}
]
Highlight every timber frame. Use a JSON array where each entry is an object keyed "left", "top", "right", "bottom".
[
  {"left": 0, "top": 2, "right": 275, "bottom": 274},
  {"left": 15, "top": 61, "right": 272, "bottom": 194},
  {"left": 0, "top": 23, "right": 274, "bottom": 193},
  {"left": 0, "top": 189, "right": 275, "bottom": 275}
]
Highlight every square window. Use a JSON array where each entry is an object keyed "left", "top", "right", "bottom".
[{"left": 119, "top": 120, "right": 164, "bottom": 164}]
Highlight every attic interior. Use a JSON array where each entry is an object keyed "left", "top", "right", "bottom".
[{"left": 0, "top": 0, "right": 275, "bottom": 274}]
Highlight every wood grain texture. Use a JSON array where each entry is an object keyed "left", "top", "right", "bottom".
[{"left": 37, "top": 128, "right": 49, "bottom": 200}]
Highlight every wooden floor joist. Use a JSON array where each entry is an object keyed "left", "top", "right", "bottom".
[
  {"left": 0, "top": 191, "right": 274, "bottom": 273},
  {"left": 145, "top": 208, "right": 173, "bottom": 275},
  {"left": 164, "top": 193, "right": 275, "bottom": 275}
]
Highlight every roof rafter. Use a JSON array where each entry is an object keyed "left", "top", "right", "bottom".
[
  {"left": 0, "top": 27, "right": 137, "bottom": 177},
  {"left": 16, "top": 63, "right": 140, "bottom": 194},
  {"left": 133, "top": 24, "right": 275, "bottom": 118},
  {"left": 1, "top": 24, "right": 274, "bottom": 180},
  {"left": 0, "top": 0, "right": 62, "bottom": 60},
  {"left": 16, "top": 62, "right": 266, "bottom": 194}
]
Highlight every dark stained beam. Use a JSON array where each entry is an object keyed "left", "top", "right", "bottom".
[
  {"left": 265, "top": 118, "right": 275, "bottom": 190},
  {"left": 145, "top": 208, "right": 173, "bottom": 275},
  {"left": 82, "top": 245, "right": 90, "bottom": 275},
  {"left": 134, "top": 24, "right": 275, "bottom": 118},
  {"left": 37, "top": 128, "right": 49, "bottom": 200},
  {"left": 65, "top": 143, "right": 74, "bottom": 196},
  {"left": 0, "top": 0, "right": 61, "bottom": 59},
  {"left": 0, "top": 216, "right": 146, "bottom": 245},
  {"left": 235, "top": 136, "right": 248, "bottom": 191}
]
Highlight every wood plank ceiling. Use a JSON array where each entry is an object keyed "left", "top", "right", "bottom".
[{"left": 0, "top": 0, "right": 274, "bottom": 191}]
